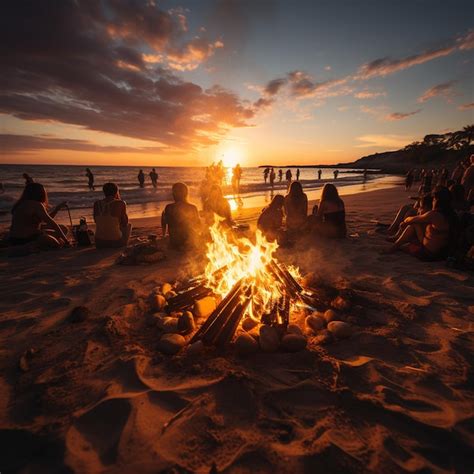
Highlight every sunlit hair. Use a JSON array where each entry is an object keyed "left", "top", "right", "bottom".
[
  {"left": 269, "top": 194, "right": 284, "bottom": 209},
  {"left": 172, "top": 182, "right": 188, "bottom": 202},
  {"left": 287, "top": 181, "right": 304, "bottom": 198},
  {"left": 320, "top": 183, "right": 342, "bottom": 204},
  {"left": 103, "top": 182, "right": 119, "bottom": 197},
  {"left": 209, "top": 184, "right": 224, "bottom": 198},
  {"left": 12, "top": 182, "right": 48, "bottom": 213}
]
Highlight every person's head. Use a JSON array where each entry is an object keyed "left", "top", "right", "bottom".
[
  {"left": 103, "top": 182, "right": 119, "bottom": 198},
  {"left": 432, "top": 187, "right": 452, "bottom": 215},
  {"left": 172, "top": 182, "right": 188, "bottom": 202},
  {"left": 152, "top": 168, "right": 156, "bottom": 172},
  {"left": 419, "top": 195, "right": 433, "bottom": 213},
  {"left": 209, "top": 184, "right": 223, "bottom": 200},
  {"left": 449, "top": 184, "right": 466, "bottom": 202},
  {"left": 86, "top": 168, "right": 91, "bottom": 172},
  {"left": 22, "top": 173, "right": 29, "bottom": 179},
  {"left": 12, "top": 182, "right": 47, "bottom": 213},
  {"left": 288, "top": 181, "right": 303, "bottom": 198},
  {"left": 269, "top": 194, "right": 284, "bottom": 210},
  {"left": 320, "top": 183, "right": 341, "bottom": 203}
]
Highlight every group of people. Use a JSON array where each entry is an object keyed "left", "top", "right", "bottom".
[
  {"left": 263, "top": 168, "right": 340, "bottom": 189},
  {"left": 384, "top": 155, "right": 474, "bottom": 261},
  {"left": 138, "top": 168, "right": 159, "bottom": 188}
]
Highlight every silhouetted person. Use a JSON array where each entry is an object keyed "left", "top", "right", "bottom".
[
  {"left": 363, "top": 169, "right": 368, "bottom": 182},
  {"left": 94, "top": 182, "right": 131, "bottom": 248},
  {"left": 257, "top": 194, "right": 284, "bottom": 241},
  {"left": 333, "top": 169, "right": 339, "bottom": 180},
  {"left": 138, "top": 169, "right": 145, "bottom": 188},
  {"left": 318, "top": 169, "right": 322, "bottom": 180},
  {"left": 285, "top": 169, "right": 292, "bottom": 189},
  {"left": 296, "top": 168, "right": 300, "bottom": 181},
  {"left": 232, "top": 164, "right": 242, "bottom": 195},
  {"left": 312, "top": 183, "right": 346, "bottom": 238},
  {"left": 269, "top": 168, "right": 276, "bottom": 189},
  {"left": 23, "top": 173, "right": 34, "bottom": 185},
  {"left": 9, "top": 183, "right": 69, "bottom": 248},
  {"left": 150, "top": 168, "right": 158, "bottom": 188},
  {"left": 162, "top": 182, "right": 201, "bottom": 249},
  {"left": 405, "top": 169, "right": 414, "bottom": 190},
  {"left": 278, "top": 169, "right": 283, "bottom": 182},
  {"left": 263, "top": 167, "right": 269, "bottom": 184},
  {"left": 203, "top": 184, "right": 233, "bottom": 226},
  {"left": 284, "top": 181, "right": 308, "bottom": 233},
  {"left": 86, "top": 168, "right": 95, "bottom": 191}
]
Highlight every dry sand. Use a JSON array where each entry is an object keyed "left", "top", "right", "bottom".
[{"left": 0, "top": 184, "right": 473, "bottom": 473}]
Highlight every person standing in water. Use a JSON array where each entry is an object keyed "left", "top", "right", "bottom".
[
  {"left": 23, "top": 173, "right": 34, "bottom": 185},
  {"left": 285, "top": 169, "right": 292, "bottom": 190},
  {"left": 149, "top": 168, "right": 158, "bottom": 188},
  {"left": 333, "top": 169, "right": 339, "bottom": 180},
  {"left": 263, "top": 167, "right": 269, "bottom": 184},
  {"left": 296, "top": 168, "right": 300, "bottom": 181},
  {"left": 278, "top": 169, "right": 283, "bottom": 182},
  {"left": 318, "top": 169, "right": 322, "bottom": 180},
  {"left": 269, "top": 167, "right": 276, "bottom": 190},
  {"left": 86, "top": 168, "right": 95, "bottom": 191},
  {"left": 138, "top": 169, "right": 145, "bottom": 188}
]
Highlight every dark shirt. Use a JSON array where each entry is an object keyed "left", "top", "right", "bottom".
[{"left": 162, "top": 201, "right": 200, "bottom": 249}]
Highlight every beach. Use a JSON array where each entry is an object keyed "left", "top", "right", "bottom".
[{"left": 1, "top": 183, "right": 473, "bottom": 473}]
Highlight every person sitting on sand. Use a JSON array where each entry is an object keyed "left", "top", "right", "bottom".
[
  {"left": 257, "top": 194, "right": 285, "bottom": 241},
  {"left": 9, "top": 182, "right": 69, "bottom": 248},
  {"left": 386, "top": 187, "right": 457, "bottom": 260},
  {"left": 311, "top": 183, "right": 346, "bottom": 238},
  {"left": 203, "top": 184, "right": 233, "bottom": 226},
  {"left": 94, "top": 182, "right": 131, "bottom": 249},
  {"left": 162, "top": 182, "right": 201, "bottom": 249},
  {"left": 284, "top": 181, "right": 308, "bottom": 233}
]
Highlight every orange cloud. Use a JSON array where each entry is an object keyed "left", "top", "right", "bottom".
[
  {"left": 418, "top": 81, "right": 457, "bottom": 103},
  {"left": 385, "top": 110, "right": 421, "bottom": 121}
]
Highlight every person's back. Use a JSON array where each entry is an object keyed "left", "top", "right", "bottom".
[
  {"left": 284, "top": 183, "right": 307, "bottom": 231},
  {"left": 94, "top": 183, "right": 130, "bottom": 248},
  {"left": 163, "top": 201, "right": 199, "bottom": 249},
  {"left": 10, "top": 200, "right": 43, "bottom": 240}
]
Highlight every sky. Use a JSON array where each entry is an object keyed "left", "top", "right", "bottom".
[{"left": 1, "top": 0, "right": 473, "bottom": 167}]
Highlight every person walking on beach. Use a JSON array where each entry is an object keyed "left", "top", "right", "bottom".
[
  {"left": 86, "top": 168, "right": 95, "bottom": 191},
  {"left": 269, "top": 168, "right": 276, "bottom": 190},
  {"left": 278, "top": 169, "right": 283, "bottom": 182},
  {"left": 405, "top": 169, "right": 414, "bottom": 190},
  {"left": 296, "top": 168, "right": 300, "bottom": 181},
  {"left": 149, "top": 168, "right": 158, "bottom": 188},
  {"left": 285, "top": 169, "right": 292, "bottom": 190},
  {"left": 23, "top": 173, "right": 34, "bottom": 185},
  {"left": 94, "top": 182, "right": 131, "bottom": 248},
  {"left": 263, "top": 167, "right": 269, "bottom": 184},
  {"left": 318, "top": 169, "right": 322, "bottom": 180},
  {"left": 138, "top": 169, "right": 145, "bottom": 188},
  {"left": 233, "top": 164, "right": 242, "bottom": 194},
  {"left": 333, "top": 169, "right": 339, "bottom": 180}
]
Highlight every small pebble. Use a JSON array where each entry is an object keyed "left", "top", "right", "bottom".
[
  {"left": 165, "top": 290, "right": 177, "bottom": 300},
  {"left": 161, "top": 283, "right": 173, "bottom": 295},
  {"left": 152, "top": 294, "right": 167, "bottom": 311},
  {"left": 193, "top": 296, "right": 217, "bottom": 319},
  {"left": 287, "top": 323, "right": 303, "bottom": 336},
  {"left": 186, "top": 340, "right": 204, "bottom": 356},
  {"left": 178, "top": 311, "right": 195, "bottom": 334},
  {"left": 323, "top": 309, "right": 338, "bottom": 324},
  {"left": 259, "top": 325, "right": 280, "bottom": 352},
  {"left": 241, "top": 317, "right": 258, "bottom": 332},
  {"left": 305, "top": 314, "right": 325, "bottom": 334}
]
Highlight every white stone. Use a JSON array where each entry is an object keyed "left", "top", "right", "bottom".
[
  {"left": 193, "top": 296, "right": 217, "bottom": 319},
  {"left": 323, "top": 309, "right": 338, "bottom": 324},
  {"left": 281, "top": 333, "right": 307, "bottom": 352},
  {"left": 178, "top": 311, "right": 195, "bottom": 334},
  {"left": 287, "top": 323, "right": 303, "bottom": 335},
  {"left": 327, "top": 321, "right": 352, "bottom": 338},
  {"left": 152, "top": 294, "right": 167, "bottom": 311},
  {"left": 161, "top": 283, "right": 173, "bottom": 295},
  {"left": 186, "top": 340, "right": 204, "bottom": 356},
  {"left": 165, "top": 290, "right": 177, "bottom": 300},
  {"left": 305, "top": 315, "right": 325, "bottom": 334},
  {"left": 157, "top": 334, "right": 186, "bottom": 355},
  {"left": 259, "top": 325, "right": 280, "bottom": 352}
]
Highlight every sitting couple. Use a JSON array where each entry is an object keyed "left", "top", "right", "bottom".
[{"left": 8, "top": 181, "right": 131, "bottom": 250}]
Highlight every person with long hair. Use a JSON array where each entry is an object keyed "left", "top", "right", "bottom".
[
  {"left": 94, "top": 182, "right": 131, "bottom": 248},
  {"left": 284, "top": 181, "right": 308, "bottom": 232},
  {"left": 9, "top": 183, "right": 69, "bottom": 247},
  {"left": 203, "top": 184, "right": 233, "bottom": 226},
  {"left": 257, "top": 194, "right": 285, "bottom": 241},
  {"left": 312, "top": 183, "right": 346, "bottom": 238},
  {"left": 386, "top": 186, "right": 457, "bottom": 259}
]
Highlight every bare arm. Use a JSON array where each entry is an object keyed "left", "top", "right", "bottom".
[
  {"left": 404, "top": 211, "right": 436, "bottom": 226},
  {"left": 38, "top": 205, "right": 69, "bottom": 243},
  {"left": 161, "top": 209, "right": 168, "bottom": 236}
]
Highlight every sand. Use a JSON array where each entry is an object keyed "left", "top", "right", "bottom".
[{"left": 0, "top": 184, "right": 473, "bottom": 473}]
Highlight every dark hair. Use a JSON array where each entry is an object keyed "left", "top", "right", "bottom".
[
  {"left": 432, "top": 187, "right": 453, "bottom": 217},
  {"left": 321, "top": 183, "right": 342, "bottom": 205},
  {"left": 12, "top": 182, "right": 48, "bottom": 213},
  {"left": 288, "top": 181, "right": 304, "bottom": 196},
  {"left": 269, "top": 194, "right": 284, "bottom": 209},
  {"left": 172, "top": 182, "right": 188, "bottom": 202},
  {"left": 420, "top": 195, "right": 433, "bottom": 210},
  {"left": 103, "top": 182, "right": 118, "bottom": 197}
]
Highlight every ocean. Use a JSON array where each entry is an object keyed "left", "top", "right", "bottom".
[{"left": 0, "top": 164, "right": 392, "bottom": 226}]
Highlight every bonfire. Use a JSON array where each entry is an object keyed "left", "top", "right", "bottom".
[{"left": 160, "top": 220, "right": 334, "bottom": 351}]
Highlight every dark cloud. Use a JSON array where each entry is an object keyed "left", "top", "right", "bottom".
[
  {"left": 0, "top": 0, "right": 255, "bottom": 151},
  {"left": 418, "top": 80, "right": 457, "bottom": 103},
  {"left": 0, "top": 134, "right": 165, "bottom": 154},
  {"left": 385, "top": 109, "right": 421, "bottom": 121}
]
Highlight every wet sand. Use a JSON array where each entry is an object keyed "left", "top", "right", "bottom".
[{"left": 0, "top": 184, "right": 473, "bottom": 473}]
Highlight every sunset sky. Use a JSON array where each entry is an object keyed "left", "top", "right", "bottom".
[{"left": 1, "top": 0, "right": 473, "bottom": 167}]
